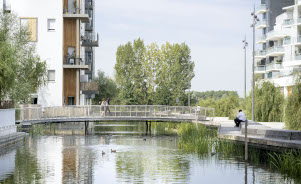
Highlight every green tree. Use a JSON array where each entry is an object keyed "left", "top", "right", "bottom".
[
  {"left": 246, "top": 81, "right": 284, "bottom": 122},
  {"left": 93, "top": 70, "right": 118, "bottom": 104},
  {"left": 0, "top": 12, "right": 47, "bottom": 107},
  {"left": 285, "top": 75, "right": 301, "bottom": 130},
  {"left": 114, "top": 39, "right": 194, "bottom": 105}
]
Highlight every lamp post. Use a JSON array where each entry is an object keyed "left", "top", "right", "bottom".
[
  {"left": 243, "top": 37, "right": 248, "bottom": 162},
  {"left": 188, "top": 63, "right": 191, "bottom": 107},
  {"left": 243, "top": 37, "right": 248, "bottom": 106},
  {"left": 251, "top": 6, "right": 260, "bottom": 122}
]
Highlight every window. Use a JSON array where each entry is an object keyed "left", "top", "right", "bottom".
[
  {"left": 48, "top": 70, "right": 55, "bottom": 81},
  {"left": 47, "top": 19, "right": 56, "bottom": 31},
  {"left": 20, "top": 18, "right": 37, "bottom": 41},
  {"left": 3, "top": 0, "right": 11, "bottom": 12}
]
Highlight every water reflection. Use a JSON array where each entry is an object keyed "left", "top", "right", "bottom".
[{"left": 0, "top": 122, "right": 297, "bottom": 184}]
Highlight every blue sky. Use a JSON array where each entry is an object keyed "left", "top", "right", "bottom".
[{"left": 94, "top": 0, "right": 257, "bottom": 97}]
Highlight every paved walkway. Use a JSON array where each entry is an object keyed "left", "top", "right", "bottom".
[{"left": 197, "top": 119, "right": 301, "bottom": 150}]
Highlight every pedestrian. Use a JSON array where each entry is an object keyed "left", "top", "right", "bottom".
[
  {"left": 105, "top": 98, "right": 112, "bottom": 116},
  {"left": 234, "top": 109, "right": 246, "bottom": 127},
  {"left": 100, "top": 98, "right": 105, "bottom": 116}
]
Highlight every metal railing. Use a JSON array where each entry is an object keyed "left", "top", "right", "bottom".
[
  {"left": 15, "top": 105, "right": 215, "bottom": 122},
  {"left": 283, "top": 18, "right": 294, "bottom": 26},
  {"left": 64, "top": 56, "right": 84, "bottom": 65},
  {"left": 266, "top": 62, "right": 282, "bottom": 71},
  {"left": 255, "top": 50, "right": 266, "bottom": 57},
  {"left": 266, "top": 46, "right": 284, "bottom": 55}
]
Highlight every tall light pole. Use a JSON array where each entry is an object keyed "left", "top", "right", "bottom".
[
  {"left": 251, "top": 6, "right": 259, "bottom": 121},
  {"left": 243, "top": 37, "right": 248, "bottom": 106},
  {"left": 243, "top": 37, "right": 248, "bottom": 162},
  {"left": 188, "top": 63, "right": 191, "bottom": 107}
]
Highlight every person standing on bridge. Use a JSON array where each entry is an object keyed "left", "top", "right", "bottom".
[
  {"left": 234, "top": 110, "right": 246, "bottom": 127},
  {"left": 105, "top": 98, "right": 112, "bottom": 116}
]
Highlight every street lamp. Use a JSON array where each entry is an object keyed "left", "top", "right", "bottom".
[
  {"left": 251, "top": 7, "right": 260, "bottom": 122},
  {"left": 243, "top": 38, "right": 248, "bottom": 107}
]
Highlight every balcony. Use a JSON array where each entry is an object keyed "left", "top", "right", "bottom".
[
  {"left": 85, "top": 0, "right": 93, "bottom": 10},
  {"left": 81, "top": 33, "right": 99, "bottom": 47},
  {"left": 255, "top": 65, "right": 266, "bottom": 74},
  {"left": 265, "top": 62, "right": 283, "bottom": 72},
  {"left": 266, "top": 30, "right": 287, "bottom": 41},
  {"left": 85, "top": 23, "right": 93, "bottom": 31},
  {"left": 266, "top": 46, "right": 285, "bottom": 57},
  {"left": 256, "top": 4, "right": 267, "bottom": 14},
  {"left": 256, "top": 35, "right": 266, "bottom": 44},
  {"left": 80, "top": 82, "right": 99, "bottom": 95},
  {"left": 295, "top": 35, "right": 301, "bottom": 45},
  {"left": 256, "top": 20, "right": 267, "bottom": 29},
  {"left": 63, "top": 57, "right": 89, "bottom": 70},
  {"left": 255, "top": 50, "right": 266, "bottom": 58},
  {"left": 283, "top": 18, "right": 294, "bottom": 27},
  {"left": 63, "top": 8, "right": 89, "bottom": 23},
  {"left": 283, "top": 37, "right": 291, "bottom": 45}
]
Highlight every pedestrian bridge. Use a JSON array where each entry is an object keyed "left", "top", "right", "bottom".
[{"left": 15, "top": 105, "right": 215, "bottom": 124}]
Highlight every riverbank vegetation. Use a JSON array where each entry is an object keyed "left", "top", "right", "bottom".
[
  {"left": 0, "top": 12, "right": 47, "bottom": 108},
  {"left": 177, "top": 123, "right": 301, "bottom": 182}
]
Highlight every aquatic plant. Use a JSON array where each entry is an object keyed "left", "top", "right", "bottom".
[{"left": 177, "top": 123, "right": 217, "bottom": 156}]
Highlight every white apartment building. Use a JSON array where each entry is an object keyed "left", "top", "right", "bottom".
[
  {"left": 255, "top": 0, "right": 301, "bottom": 96},
  {"left": 0, "top": 0, "right": 99, "bottom": 106}
]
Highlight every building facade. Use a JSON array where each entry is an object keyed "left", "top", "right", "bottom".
[
  {"left": 1, "top": 0, "right": 99, "bottom": 106},
  {"left": 255, "top": 0, "right": 301, "bottom": 96}
]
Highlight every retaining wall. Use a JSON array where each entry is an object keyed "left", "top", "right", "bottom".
[{"left": 0, "top": 109, "right": 16, "bottom": 137}]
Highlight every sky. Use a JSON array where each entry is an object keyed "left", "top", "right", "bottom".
[{"left": 94, "top": 0, "right": 257, "bottom": 97}]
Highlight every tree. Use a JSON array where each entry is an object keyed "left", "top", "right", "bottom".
[
  {"left": 114, "top": 38, "right": 194, "bottom": 105},
  {"left": 0, "top": 12, "right": 47, "bottom": 107},
  {"left": 93, "top": 70, "right": 118, "bottom": 104},
  {"left": 285, "top": 74, "right": 301, "bottom": 130},
  {"left": 246, "top": 81, "right": 284, "bottom": 122}
]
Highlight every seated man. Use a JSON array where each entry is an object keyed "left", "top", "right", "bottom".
[{"left": 234, "top": 110, "right": 246, "bottom": 127}]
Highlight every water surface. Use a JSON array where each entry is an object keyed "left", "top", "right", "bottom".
[{"left": 0, "top": 122, "right": 295, "bottom": 184}]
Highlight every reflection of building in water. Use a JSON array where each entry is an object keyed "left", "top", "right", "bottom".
[
  {"left": 62, "top": 136, "right": 96, "bottom": 184},
  {"left": 0, "top": 149, "right": 15, "bottom": 181},
  {"left": 53, "top": 122, "right": 94, "bottom": 135}
]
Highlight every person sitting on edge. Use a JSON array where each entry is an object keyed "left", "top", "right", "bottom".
[{"left": 234, "top": 109, "right": 246, "bottom": 127}]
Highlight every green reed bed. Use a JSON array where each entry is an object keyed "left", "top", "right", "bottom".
[
  {"left": 177, "top": 123, "right": 217, "bottom": 156},
  {"left": 269, "top": 150, "right": 301, "bottom": 181}
]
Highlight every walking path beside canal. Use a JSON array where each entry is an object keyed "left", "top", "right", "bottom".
[{"left": 197, "top": 119, "right": 301, "bottom": 150}]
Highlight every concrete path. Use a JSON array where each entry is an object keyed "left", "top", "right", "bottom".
[{"left": 197, "top": 119, "right": 301, "bottom": 150}]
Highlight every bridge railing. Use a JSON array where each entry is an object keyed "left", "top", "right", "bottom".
[{"left": 15, "top": 105, "right": 215, "bottom": 122}]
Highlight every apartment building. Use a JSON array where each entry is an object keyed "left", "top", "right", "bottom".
[
  {"left": 1, "top": 0, "right": 99, "bottom": 106},
  {"left": 254, "top": 0, "right": 301, "bottom": 96}
]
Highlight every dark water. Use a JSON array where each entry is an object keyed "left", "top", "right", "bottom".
[{"left": 0, "top": 122, "right": 295, "bottom": 184}]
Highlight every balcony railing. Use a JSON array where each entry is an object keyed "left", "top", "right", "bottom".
[
  {"left": 256, "top": 19, "right": 267, "bottom": 29},
  {"left": 266, "top": 46, "right": 285, "bottom": 55},
  {"left": 80, "top": 82, "right": 99, "bottom": 94},
  {"left": 81, "top": 33, "right": 99, "bottom": 47},
  {"left": 85, "top": 0, "right": 93, "bottom": 10},
  {"left": 256, "top": 4, "right": 267, "bottom": 14},
  {"left": 63, "top": 7, "right": 89, "bottom": 23},
  {"left": 295, "top": 54, "right": 301, "bottom": 60},
  {"left": 255, "top": 50, "right": 266, "bottom": 57},
  {"left": 255, "top": 65, "right": 266, "bottom": 73},
  {"left": 283, "top": 18, "right": 294, "bottom": 26},
  {"left": 297, "top": 35, "right": 301, "bottom": 44},
  {"left": 85, "top": 23, "right": 93, "bottom": 31},
  {"left": 257, "top": 35, "right": 266, "bottom": 43},
  {"left": 266, "top": 62, "right": 282, "bottom": 71},
  {"left": 283, "top": 37, "right": 291, "bottom": 45},
  {"left": 64, "top": 57, "right": 85, "bottom": 65}
]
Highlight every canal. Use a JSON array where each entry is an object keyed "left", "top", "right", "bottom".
[{"left": 0, "top": 122, "right": 298, "bottom": 183}]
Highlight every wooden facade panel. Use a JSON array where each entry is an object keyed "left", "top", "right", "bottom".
[
  {"left": 63, "top": 69, "right": 77, "bottom": 105},
  {"left": 63, "top": 19, "right": 77, "bottom": 58}
]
